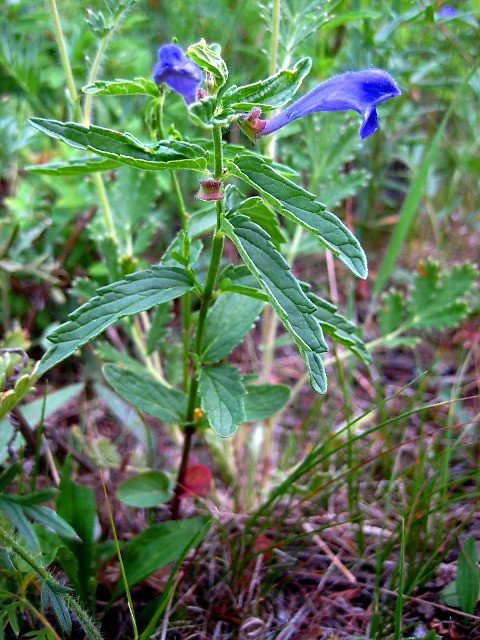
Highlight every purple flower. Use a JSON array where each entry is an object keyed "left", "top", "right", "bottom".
[
  {"left": 254, "top": 69, "right": 401, "bottom": 140},
  {"left": 153, "top": 44, "right": 203, "bottom": 105},
  {"left": 438, "top": 4, "right": 456, "bottom": 17}
]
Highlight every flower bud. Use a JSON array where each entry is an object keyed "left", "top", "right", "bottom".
[
  {"left": 238, "top": 107, "right": 267, "bottom": 141},
  {"left": 196, "top": 178, "right": 223, "bottom": 201}
]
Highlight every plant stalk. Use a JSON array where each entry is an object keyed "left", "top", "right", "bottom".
[{"left": 171, "top": 125, "right": 226, "bottom": 518}]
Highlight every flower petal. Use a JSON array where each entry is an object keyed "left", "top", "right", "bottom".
[
  {"left": 258, "top": 68, "right": 401, "bottom": 139},
  {"left": 153, "top": 44, "right": 203, "bottom": 105}
]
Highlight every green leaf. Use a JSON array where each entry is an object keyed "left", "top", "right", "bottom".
[
  {"left": 38, "top": 265, "right": 194, "bottom": 375},
  {"left": 117, "top": 472, "right": 172, "bottom": 508},
  {"left": 40, "top": 583, "right": 72, "bottom": 635},
  {"left": 4, "top": 489, "right": 57, "bottom": 506},
  {"left": 201, "top": 293, "right": 264, "bottom": 363},
  {"left": 188, "top": 96, "right": 235, "bottom": 129},
  {"left": 103, "top": 364, "right": 187, "bottom": 423},
  {"left": 219, "top": 265, "right": 269, "bottom": 302},
  {"left": 29, "top": 118, "right": 208, "bottom": 172},
  {"left": 307, "top": 291, "right": 371, "bottom": 364},
  {"left": 187, "top": 39, "right": 228, "bottom": 93},
  {"left": 231, "top": 197, "right": 286, "bottom": 248},
  {"left": 56, "top": 463, "right": 97, "bottom": 607},
  {"left": 457, "top": 536, "right": 479, "bottom": 614},
  {"left": 20, "top": 383, "right": 84, "bottom": 428},
  {"left": 23, "top": 507, "right": 80, "bottom": 540},
  {"left": 230, "top": 155, "right": 367, "bottom": 278},
  {"left": 113, "top": 516, "right": 211, "bottom": 598},
  {"left": 243, "top": 384, "right": 290, "bottom": 421},
  {"left": 378, "top": 290, "right": 405, "bottom": 336},
  {"left": 0, "top": 498, "right": 39, "bottom": 550},
  {"left": 222, "top": 215, "right": 328, "bottom": 357},
  {"left": 82, "top": 77, "right": 160, "bottom": 96},
  {"left": 26, "top": 156, "right": 122, "bottom": 175},
  {"left": 301, "top": 350, "right": 327, "bottom": 394},
  {"left": 0, "top": 364, "right": 39, "bottom": 421},
  {"left": 198, "top": 364, "right": 246, "bottom": 437},
  {"left": 408, "top": 261, "right": 478, "bottom": 330},
  {"left": 222, "top": 57, "right": 311, "bottom": 111},
  {"left": 0, "top": 463, "right": 21, "bottom": 492}
]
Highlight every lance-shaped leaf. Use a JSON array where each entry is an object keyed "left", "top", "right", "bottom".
[
  {"left": 103, "top": 364, "right": 187, "bottom": 423},
  {"left": 82, "top": 77, "right": 160, "bottom": 96},
  {"left": 230, "top": 197, "right": 286, "bottom": 248},
  {"left": 222, "top": 57, "right": 311, "bottom": 111},
  {"left": 38, "top": 266, "right": 194, "bottom": 376},
  {"left": 201, "top": 293, "right": 264, "bottom": 363},
  {"left": 199, "top": 364, "right": 246, "bottom": 437},
  {"left": 29, "top": 118, "right": 208, "bottom": 172},
  {"left": 222, "top": 214, "right": 328, "bottom": 357},
  {"left": 26, "top": 156, "right": 122, "bottom": 175},
  {"left": 301, "top": 350, "right": 327, "bottom": 394},
  {"left": 230, "top": 155, "right": 367, "bottom": 278},
  {"left": 307, "top": 290, "right": 371, "bottom": 364}
]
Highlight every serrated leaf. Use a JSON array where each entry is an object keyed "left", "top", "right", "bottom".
[
  {"left": 26, "top": 156, "right": 122, "bottom": 175},
  {"left": 243, "top": 384, "right": 290, "bottom": 421},
  {"left": 408, "top": 261, "right": 477, "bottom": 330},
  {"left": 201, "top": 293, "right": 264, "bottom": 363},
  {"left": 378, "top": 290, "right": 405, "bottom": 336},
  {"left": 230, "top": 155, "right": 367, "bottom": 278},
  {"left": 231, "top": 197, "right": 286, "bottom": 247},
  {"left": 103, "top": 364, "right": 187, "bottom": 423},
  {"left": 457, "top": 536, "right": 479, "bottom": 614},
  {"left": 308, "top": 292, "right": 371, "bottom": 364},
  {"left": 29, "top": 118, "right": 208, "bottom": 172},
  {"left": 302, "top": 350, "right": 327, "bottom": 394},
  {"left": 222, "top": 57, "right": 311, "bottom": 111},
  {"left": 117, "top": 471, "right": 172, "bottom": 507},
  {"left": 38, "top": 266, "right": 194, "bottom": 375},
  {"left": 187, "top": 39, "right": 228, "bottom": 93},
  {"left": 222, "top": 215, "right": 328, "bottom": 356},
  {"left": 82, "top": 77, "right": 159, "bottom": 96},
  {"left": 199, "top": 364, "right": 246, "bottom": 437}
]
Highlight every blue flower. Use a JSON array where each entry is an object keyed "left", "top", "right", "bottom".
[
  {"left": 253, "top": 69, "right": 401, "bottom": 140},
  {"left": 438, "top": 4, "right": 456, "bottom": 17},
  {"left": 153, "top": 44, "right": 203, "bottom": 105}
]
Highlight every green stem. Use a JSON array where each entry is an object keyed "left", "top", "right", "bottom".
[
  {"left": 171, "top": 125, "right": 226, "bottom": 518},
  {"left": 269, "top": 0, "right": 281, "bottom": 76},
  {"left": 83, "top": 36, "right": 111, "bottom": 127},
  {"left": 47, "top": 0, "right": 78, "bottom": 107},
  {"left": 92, "top": 172, "right": 119, "bottom": 243},
  {"left": 0, "top": 526, "right": 102, "bottom": 640}
]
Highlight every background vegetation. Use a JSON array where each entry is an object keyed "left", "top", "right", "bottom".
[{"left": 0, "top": 0, "right": 479, "bottom": 638}]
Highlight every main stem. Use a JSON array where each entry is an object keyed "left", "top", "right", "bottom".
[{"left": 171, "top": 125, "right": 225, "bottom": 519}]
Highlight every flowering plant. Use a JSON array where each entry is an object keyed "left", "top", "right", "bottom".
[{"left": 29, "top": 39, "right": 400, "bottom": 517}]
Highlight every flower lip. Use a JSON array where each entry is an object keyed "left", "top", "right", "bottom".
[
  {"left": 153, "top": 43, "right": 203, "bottom": 105},
  {"left": 256, "top": 68, "right": 401, "bottom": 140}
]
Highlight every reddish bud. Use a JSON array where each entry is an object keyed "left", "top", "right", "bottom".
[
  {"left": 238, "top": 107, "right": 266, "bottom": 141},
  {"left": 196, "top": 178, "right": 223, "bottom": 201}
]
